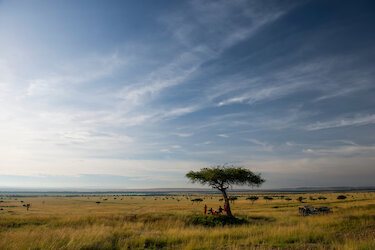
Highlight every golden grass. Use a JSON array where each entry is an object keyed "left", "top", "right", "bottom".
[{"left": 0, "top": 192, "right": 374, "bottom": 249}]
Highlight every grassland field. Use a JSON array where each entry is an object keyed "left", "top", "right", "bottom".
[{"left": 0, "top": 191, "right": 374, "bottom": 249}]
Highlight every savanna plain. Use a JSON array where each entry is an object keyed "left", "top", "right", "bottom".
[{"left": 0, "top": 191, "right": 374, "bottom": 249}]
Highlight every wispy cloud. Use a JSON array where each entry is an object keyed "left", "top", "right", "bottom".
[
  {"left": 117, "top": 48, "right": 205, "bottom": 106},
  {"left": 164, "top": 0, "right": 294, "bottom": 50},
  {"left": 26, "top": 53, "right": 126, "bottom": 97},
  {"left": 306, "top": 114, "right": 375, "bottom": 130},
  {"left": 173, "top": 133, "right": 194, "bottom": 138},
  {"left": 303, "top": 145, "right": 375, "bottom": 157},
  {"left": 214, "top": 59, "right": 333, "bottom": 107},
  {"left": 217, "top": 83, "right": 301, "bottom": 106},
  {"left": 217, "top": 134, "right": 229, "bottom": 138},
  {"left": 245, "top": 138, "right": 267, "bottom": 146},
  {"left": 112, "top": 0, "right": 294, "bottom": 123}
]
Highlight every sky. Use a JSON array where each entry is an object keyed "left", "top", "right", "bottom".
[{"left": 0, "top": 0, "right": 374, "bottom": 189}]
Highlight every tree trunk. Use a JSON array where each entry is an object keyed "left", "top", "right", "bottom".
[{"left": 221, "top": 189, "right": 233, "bottom": 217}]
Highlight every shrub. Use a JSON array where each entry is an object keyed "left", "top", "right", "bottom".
[
  {"left": 188, "top": 215, "right": 247, "bottom": 227},
  {"left": 229, "top": 197, "right": 238, "bottom": 203},
  {"left": 191, "top": 198, "right": 203, "bottom": 203},
  {"left": 246, "top": 196, "right": 259, "bottom": 204},
  {"left": 337, "top": 195, "right": 347, "bottom": 200},
  {"left": 263, "top": 196, "right": 273, "bottom": 201},
  {"left": 297, "top": 197, "right": 306, "bottom": 203}
]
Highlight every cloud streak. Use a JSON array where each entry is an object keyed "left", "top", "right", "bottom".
[{"left": 306, "top": 114, "right": 375, "bottom": 130}]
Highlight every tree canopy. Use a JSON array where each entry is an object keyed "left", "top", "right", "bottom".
[
  {"left": 186, "top": 165, "right": 265, "bottom": 216},
  {"left": 186, "top": 166, "right": 264, "bottom": 190}
]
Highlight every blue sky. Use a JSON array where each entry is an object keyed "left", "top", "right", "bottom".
[{"left": 0, "top": 0, "right": 374, "bottom": 189}]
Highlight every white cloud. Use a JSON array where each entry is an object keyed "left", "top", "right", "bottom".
[
  {"left": 173, "top": 133, "right": 193, "bottom": 137},
  {"left": 306, "top": 114, "right": 375, "bottom": 130},
  {"left": 161, "top": 105, "right": 201, "bottom": 119},
  {"left": 214, "top": 59, "right": 331, "bottom": 107},
  {"left": 160, "top": 149, "right": 171, "bottom": 153},
  {"left": 246, "top": 138, "right": 267, "bottom": 146},
  {"left": 164, "top": 0, "right": 292, "bottom": 50},
  {"left": 303, "top": 145, "right": 375, "bottom": 157},
  {"left": 117, "top": 48, "right": 206, "bottom": 106},
  {"left": 26, "top": 52, "right": 125, "bottom": 97},
  {"left": 217, "top": 134, "right": 229, "bottom": 138},
  {"left": 245, "top": 138, "right": 274, "bottom": 152},
  {"left": 217, "top": 84, "right": 301, "bottom": 106}
]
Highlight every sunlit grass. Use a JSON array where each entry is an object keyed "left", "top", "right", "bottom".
[{"left": 0, "top": 192, "right": 374, "bottom": 249}]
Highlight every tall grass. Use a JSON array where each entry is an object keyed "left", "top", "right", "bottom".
[{"left": 0, "top": 192, "right": 374, "bottom": 249}]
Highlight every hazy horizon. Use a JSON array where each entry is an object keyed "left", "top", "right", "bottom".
[{"left": 1, "top": 0, "right": 374, "bottom": 189}]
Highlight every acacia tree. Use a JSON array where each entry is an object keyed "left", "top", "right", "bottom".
[{"left": 186, "top": 165, "right": 265, "bottom": 217}]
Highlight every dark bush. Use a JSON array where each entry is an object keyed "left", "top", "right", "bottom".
[
  {"left": 337, "top": 195, "right": 347, "bottom": 200},
  {"left": 246, "top": 196, "right": 259, "bottom": 203},
  {"left": 229, "top": 197, "right": 238, "bottom": 203},
  {"left": 297, "top": 196, "right": 306, "bottom": 203},
  {"left": 191, "top": 198, "right": 203, "bottom": 203},
  {"left": 188, "top": 215, "right": 247, "bottom": 227},
  {"left": 263, "top": 196, "right": 273, "bottom": 201}
]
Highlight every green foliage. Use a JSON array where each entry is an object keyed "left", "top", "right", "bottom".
[
  {"left": 186, "top": 165, "right": 265, "bottom": 189},
  {"left": 188, "top": 215, "right": 247, "bottom": 227}
]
